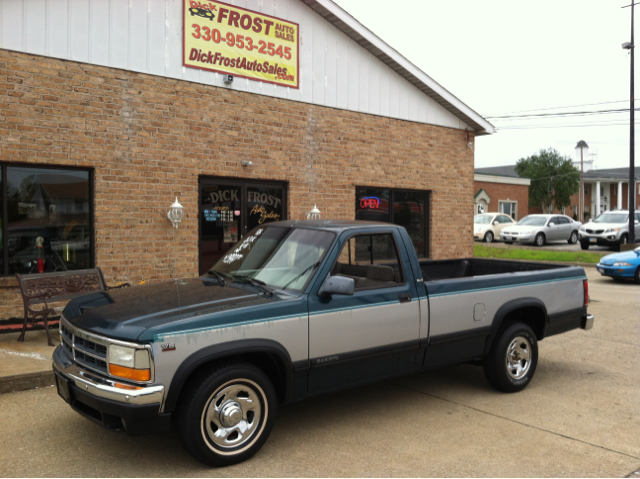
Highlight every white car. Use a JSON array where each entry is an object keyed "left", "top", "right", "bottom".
[
  {"left": 474, "top": 213, "right": 516, "bottom": 243},
  {"left": 579, "top": 210, "right": 640, "bottom": 251}
]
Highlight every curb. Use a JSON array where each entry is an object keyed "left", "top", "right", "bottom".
[{"left": 0, "top": 369, "right": 54, "bottom": 394}]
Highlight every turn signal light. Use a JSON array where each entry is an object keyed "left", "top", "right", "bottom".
[{"left": 109, "top": 364, "right": 151, "bottom": 382}]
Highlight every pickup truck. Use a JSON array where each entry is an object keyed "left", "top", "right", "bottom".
[{"left": 52, "top": 221, "right": 594, "bottom": 467}]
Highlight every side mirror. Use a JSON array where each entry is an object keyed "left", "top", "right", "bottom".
[
  {"left": 493, "top": 221, "right": 499, "bottom": 226},
  {"left": 548, "top": 222, "right": 555, "bottom": 227},
  {"left": 635, "top": 220, "right": 639, "bottom": 225},
  {"left": 318, "top": 275, "right": 355, "bottom": 297}
]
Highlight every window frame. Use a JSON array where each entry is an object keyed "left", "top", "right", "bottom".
[
  {"left": 1, "top": 163, "right": 95, "bottom": 277},
  {"left": 330, "top": 230, "right": 407, "bottom": 292},
  {"left": 355, "top": 186, "right": 430, "bottom": 259}
]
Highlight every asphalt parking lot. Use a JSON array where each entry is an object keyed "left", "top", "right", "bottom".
[{"left": 0, "top": 268, "right": 638, "bottom": 477}]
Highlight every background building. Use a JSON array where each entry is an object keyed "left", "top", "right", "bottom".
[{"left": 0, "top": 0, "right": 493, "bottom": 320}]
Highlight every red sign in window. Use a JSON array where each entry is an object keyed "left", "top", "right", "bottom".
[{"left": 360, "top": 197, "right": 380, "bottom": 209}]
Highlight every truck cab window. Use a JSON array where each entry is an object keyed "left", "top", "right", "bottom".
[{"left": 331, "top": 233, "right": 404, "bottom": 290}]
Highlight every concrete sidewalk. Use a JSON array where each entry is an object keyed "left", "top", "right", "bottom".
[{"left": 0, "top": 329, "right": 57, "bottom": 394}]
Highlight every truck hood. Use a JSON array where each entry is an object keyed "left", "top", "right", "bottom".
[{"left": 63, "top": 277, "right": 291, "bottom": 342}]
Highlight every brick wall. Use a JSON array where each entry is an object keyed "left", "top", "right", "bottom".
[
  {"left": 0, "top": 49, "right": 475, "bottom": 320},
  {"left": 474, "top": 181, "right": 528, "bottom": 220}
]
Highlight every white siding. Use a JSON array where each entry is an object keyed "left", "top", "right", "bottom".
[{"left": 0, "top": 0, "right": 467, "bottom": 130}]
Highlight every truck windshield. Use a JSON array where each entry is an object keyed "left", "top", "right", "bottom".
[
  {"left": 593, "top": 213, "right": 627, "bottom": 224},
  {"left": 208, "top": 226, "right": 335, "bottom": 293}
]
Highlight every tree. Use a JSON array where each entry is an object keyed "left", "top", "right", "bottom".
[{"left": 515, "top": 148, "right": 580, "bottom": 213}]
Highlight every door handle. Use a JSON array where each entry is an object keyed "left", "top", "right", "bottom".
[{"left": 398, "top": 293, "right": 412, "bottom": 303}]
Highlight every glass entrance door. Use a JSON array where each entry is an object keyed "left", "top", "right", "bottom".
[
  {"left": 200, "top": 182, "right": 242, "bottom": 275},
  {"left": 199, "top": 178, "right": 287, "bottom": 275}
]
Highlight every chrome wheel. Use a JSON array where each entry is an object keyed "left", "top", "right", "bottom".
[
  {"left": 535, "top": 233, "right": 545, "bottom": 246},
  {"left": 202, "top": 379, "right": 267, "bottom": 453},
  {"left": 505, "top": 336, "right": 532, "bottom": 380}
]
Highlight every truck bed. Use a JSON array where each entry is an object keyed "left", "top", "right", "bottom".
[{"left": 419, "top": 258, "right": 564, "bottom": 281}]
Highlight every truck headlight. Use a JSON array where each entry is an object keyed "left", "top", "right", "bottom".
[{"left": 108, "top": 344, "right": 151, "bottom": 381}]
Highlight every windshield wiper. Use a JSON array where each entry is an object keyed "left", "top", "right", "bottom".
[
  {"left": 282, "top": 262, "right": 320, "bottom": 290},
  {"left": 206, "top": 270, "right": 228, "bottom": 286},
  {"left": 232, "top": 275, "right": 273, "bottom": 296}
]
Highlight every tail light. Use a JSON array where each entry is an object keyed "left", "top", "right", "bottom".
[{"left": 584, "top": 279, "right": 589, "bottom": 305}]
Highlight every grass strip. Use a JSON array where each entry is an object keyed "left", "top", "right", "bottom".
[{"left": 474, "top": 244, "right": 605, "bottom": 264}]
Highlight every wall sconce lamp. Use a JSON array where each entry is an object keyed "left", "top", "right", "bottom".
[
  {"left": 466, "top": 131, "right": 473, "bottom": 150},
  {"left": 241, "top": 160, "right": 253, "bottom": 167},
  {"left": 224, "top": 74, "right": 234, "bottom": 85},
  {"left": 167, "top": 197, "right": 184, "bottom": 228},
  {"left": 307, "top": 205, "right": 321, "bottom": 220}
]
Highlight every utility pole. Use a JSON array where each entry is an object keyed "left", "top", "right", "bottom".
[{"left": 623, "top": 2, "right": 638, "bottom": 244}]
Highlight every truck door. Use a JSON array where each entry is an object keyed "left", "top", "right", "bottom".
[{"left": 307, "top": 230, "right": 420, "bottom": 393}]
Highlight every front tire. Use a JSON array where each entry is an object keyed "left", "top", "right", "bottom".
[
  {"left": 177, "top": 362, "right": 277, "bottom": 467},
  {"left": 483, "top": 323, "right": 538, "bottom": 393},
  {"left": 635, "top": 266, "right": 640, "bottom": 285},
  {"left": 568, "top": 231, "right": 578, "bottom": 244},
  {"left": 484, "top": 231, "right": 494, "bottom": 243},
  {"left": 580, "top": 239, "right": 590, "bottom": 250},
  {"left": 535, "top": 233, "right": 545, "bottom": 247}
]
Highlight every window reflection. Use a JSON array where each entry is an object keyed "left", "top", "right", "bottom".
[{"left": 7, "top": 167, "right": 91, "bottom": 274}]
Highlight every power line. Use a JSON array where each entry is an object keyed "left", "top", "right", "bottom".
[
  {"left": 497, "top": 122, "right": 640, "bottom": 130},
  {"left": 483, "top": 100, "right": 632, "bottom": 117},
  {"left": 487, "top": 107, "right": 638, "bottom": 120}
]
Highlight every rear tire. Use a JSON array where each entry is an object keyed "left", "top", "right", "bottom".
[
  {"left": 568, "top": 231, "right": 578, "bottom": 244},
  {"left": 580, "top": 240, "right": 590, "bottom": 250},
  {"left": 484, "top": 231, "right": 494, "bottom": 243},
  {"left": 635, "top": 266, "right": 640, "bottom": 285},
  {"left": 504, "top": 242, "right": 513, "bottom": 245},
  {"left": 483, "top": 323, "right": 538, "bottom": 393},
  {"left": 176, "top": 362, "right": 277, "bottom": 467},
  {"left": 535, "top": 233, "right": 545, "bottom": 247}
]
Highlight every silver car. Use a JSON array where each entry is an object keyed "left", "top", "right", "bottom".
[{"left": 500, "top": 214, "right": 582, "bottom": 246}]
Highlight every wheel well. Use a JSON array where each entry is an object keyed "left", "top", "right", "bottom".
[
  {"left": 500, "top": 306, "right": 546, "bottom": 340},
  {"left": 178, "top": 352, "right": 289, "bottom": 406}
]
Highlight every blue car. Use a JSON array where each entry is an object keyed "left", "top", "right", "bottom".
[{"left": 596, "top": 246, "right": 640, "bottom": 284}]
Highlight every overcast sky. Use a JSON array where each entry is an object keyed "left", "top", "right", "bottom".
[{"left": 332, "top": 0, "right": 636, "bottom": 170}]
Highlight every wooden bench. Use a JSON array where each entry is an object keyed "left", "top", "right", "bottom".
[{"left": 15, "top": 269, "right": 130, "bottom": 346}]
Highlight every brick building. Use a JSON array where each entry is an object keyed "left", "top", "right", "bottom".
[
  {"left": 474, "top": 168, "right": 530, "bottom": 220},
  {"left": 0, "top": 0, "right": 494, "bottom": 321},
  {"left": 476, "top": 165, "right": 640, "bottom": 221}
]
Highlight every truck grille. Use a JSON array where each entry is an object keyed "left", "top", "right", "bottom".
[{"left": 60, "top": 321, "right": 108, "bottom": 374}]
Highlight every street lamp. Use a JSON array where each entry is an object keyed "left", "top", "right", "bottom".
[
  {"left": 575, "top": 140, "right": 589, "bottom": 222},
  {"left": 623, "top": 2, "right": 638, "bottom": 244}
]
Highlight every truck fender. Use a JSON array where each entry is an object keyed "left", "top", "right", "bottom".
[
  {"left": 163, "top": 339, "right": 293, "bottom": 414},
  {"left": 482, "top": 298, "right": 548, "bottom": 357}
]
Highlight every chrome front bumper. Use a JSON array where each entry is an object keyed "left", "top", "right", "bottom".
[{"left": 53, "top": 345, "right": 164, "bottom": 406}]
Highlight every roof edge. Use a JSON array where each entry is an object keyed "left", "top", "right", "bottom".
[{"left": 303, "top": 0, "right": 496, "bottom": 136}]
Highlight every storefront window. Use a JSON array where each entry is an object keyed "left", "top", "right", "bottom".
[
  {"left": 4, "top": 166, "right": 93, "bottom": 275},
  {"left": 356, "top": 187, "right": 429, "bottom": 258},
  {"left": 199, "top": 178, "right": 287, "bottom": 275}
]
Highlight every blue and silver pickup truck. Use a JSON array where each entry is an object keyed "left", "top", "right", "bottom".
[{"left": 53, "top": 220, "right": 594, "bottom": 466}]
